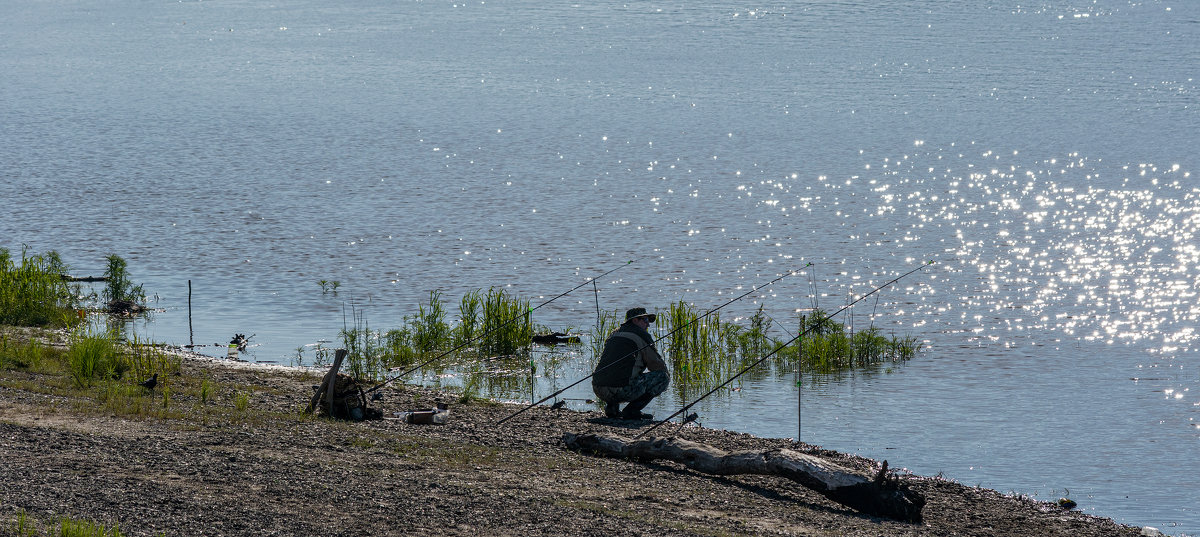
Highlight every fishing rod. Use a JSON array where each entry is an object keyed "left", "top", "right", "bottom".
[
  {"left": 635, "top": 260, "right": 935, "bottom": 439},
  {"left": 364, "top": 259, "right": 636, "bottom": 395},
  {"left": 497, "top": 263, "right": 812, "bottom": 425}
]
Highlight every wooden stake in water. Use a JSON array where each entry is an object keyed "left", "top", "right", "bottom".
[
  {"left": 797, "top": 347, "right": 802, "bottom": 444},
  {"left": 187, "top": 279, "right": 193, "bottom": 347}
]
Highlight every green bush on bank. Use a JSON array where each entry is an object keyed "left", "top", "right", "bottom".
[{"left": 0, "top": 247, "right": 81, "bottom": 328}]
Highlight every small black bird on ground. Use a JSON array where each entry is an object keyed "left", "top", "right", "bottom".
[{"left": 139, "top": 373, "right": 158, "bottom": 391}]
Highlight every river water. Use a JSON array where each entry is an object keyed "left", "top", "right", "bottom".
[{"left": 2, "top": 0, "right": 1197, "bottom": 532}]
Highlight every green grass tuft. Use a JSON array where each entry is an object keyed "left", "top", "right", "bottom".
[
  {"left": 67, "top": 331, "right": 126, "bottom": 388},
  {"left": 233, "top": 391, "right": 250, "bottom": 412}
]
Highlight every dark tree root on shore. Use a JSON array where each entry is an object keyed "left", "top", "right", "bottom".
[{"left": 563, "top": 432, "right": 925, "bottom": 523}]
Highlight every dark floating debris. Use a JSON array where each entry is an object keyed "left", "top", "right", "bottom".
[
  {"left": 531, "top": 332, "right": 581, "bottom": 345},
  {"left": 106, "top": 299, "right": 146, "bottom": 316}
]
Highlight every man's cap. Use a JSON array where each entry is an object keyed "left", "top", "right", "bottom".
[{"left": 625, "top": 307, "right": 656, "bottom": 323}]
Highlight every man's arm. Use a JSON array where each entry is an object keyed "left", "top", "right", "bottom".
[{"left": 642, "top": 346, "right": 668, "bottom": 372}]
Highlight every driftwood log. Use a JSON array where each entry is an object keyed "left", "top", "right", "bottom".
[
  {"left": 61, "top": 274, "right": 107, "bottom": 282},
  {"left": 562, "top": 432, "right": 924, "bottom": 523}
]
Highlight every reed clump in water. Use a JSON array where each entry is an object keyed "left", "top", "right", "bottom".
[
  {"left": 634, "top": 304, "right": 922, "bottom": 392},
  {"left": 0, "top": 247, "right": 82, "bottom": 328},
  {"left": 101, "top": 254, "right": 145, "bottom": 315},
  {"left": 340, "top": 305, "right": 387, "bottom": 382},
  {"left": 777, "top": 309, "right": 922, "bottom": 374},
  {"left": 659, "top": 301, "right": 728, "bottom": 387},
  {"left": 335, "top": 287, "right": 546, "bottom": 382},
  {"left": 477, "top": 287, "right": 534, "bottom": 356},
  {"left": 587, "top": 309, "right": 623, "bottom": 361}
]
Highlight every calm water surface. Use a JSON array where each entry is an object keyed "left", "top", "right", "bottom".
[{"left": 2, "top": 0, "right": 1197, "bottom": 533}]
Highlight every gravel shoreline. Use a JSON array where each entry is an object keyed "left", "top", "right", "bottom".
[{"left": 1, "top": 344, "right": 1146, "bottom": 536}]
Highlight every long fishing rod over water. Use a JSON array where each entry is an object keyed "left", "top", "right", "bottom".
[
  {"left": 635, "top": 260, "right": 935, "bottom": 439},
  {"left": 497, "top": 263, "right": 813, "bottom": 425},
  {"left": 364, "top": 259, "right": 636, "bottom": 394}
]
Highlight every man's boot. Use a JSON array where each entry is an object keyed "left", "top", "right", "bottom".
[
  {"left": 604, "top": 400, "right": 621, "bottom": 419},
  {"left": 620, "top": 393, "right": 655, "bottom": 420}
]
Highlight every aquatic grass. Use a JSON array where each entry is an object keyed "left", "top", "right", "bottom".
[
  {"left": 453, "top": 289, "right": 483, "bottom": 346},
  {"left": 640, "top": 302, "right": 924, "bottom": 394},
  {"left": 659, "top": 301, "right": 728, "bottom": 387},
  {"left": 799, "top": 309, "right": 841, "bottom": 336},
  {"left": 101, "top": 254, "right": 144, "bottom": 312},
  {"left": 376, "top": 291, "right": 464, "bottom": 372},
  {"left": 776, "top": 312, "right": 923, "bottom": 375},
  {"left": 587, "top": 309, "right": 623, "bottom": 361},
  {"left": 381, "top": 326, "right": 419, "bottom": 368},
  {"left": 0, "top": 247, "right": 82, "bottom": 328},
  {"left": 733, "top": 305, "right": 772, "bottom": 359},
  {"left": 324, "top": 288, "right": 920, "bottom": 397},
  {"left": 311, "top": 344, "right": 333, "bottom": 367},
  {"left": 321, "top": 287, "right": 548, "bottom": 378},
  {"left": 340, "top": 306, "right": 388, "bottom": 381},
  {"left": 413, "top": 290, "right": 451, "bottom": 353},
  {"left": 478, "top": 287, "right": 532, "bottom": 356}
]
